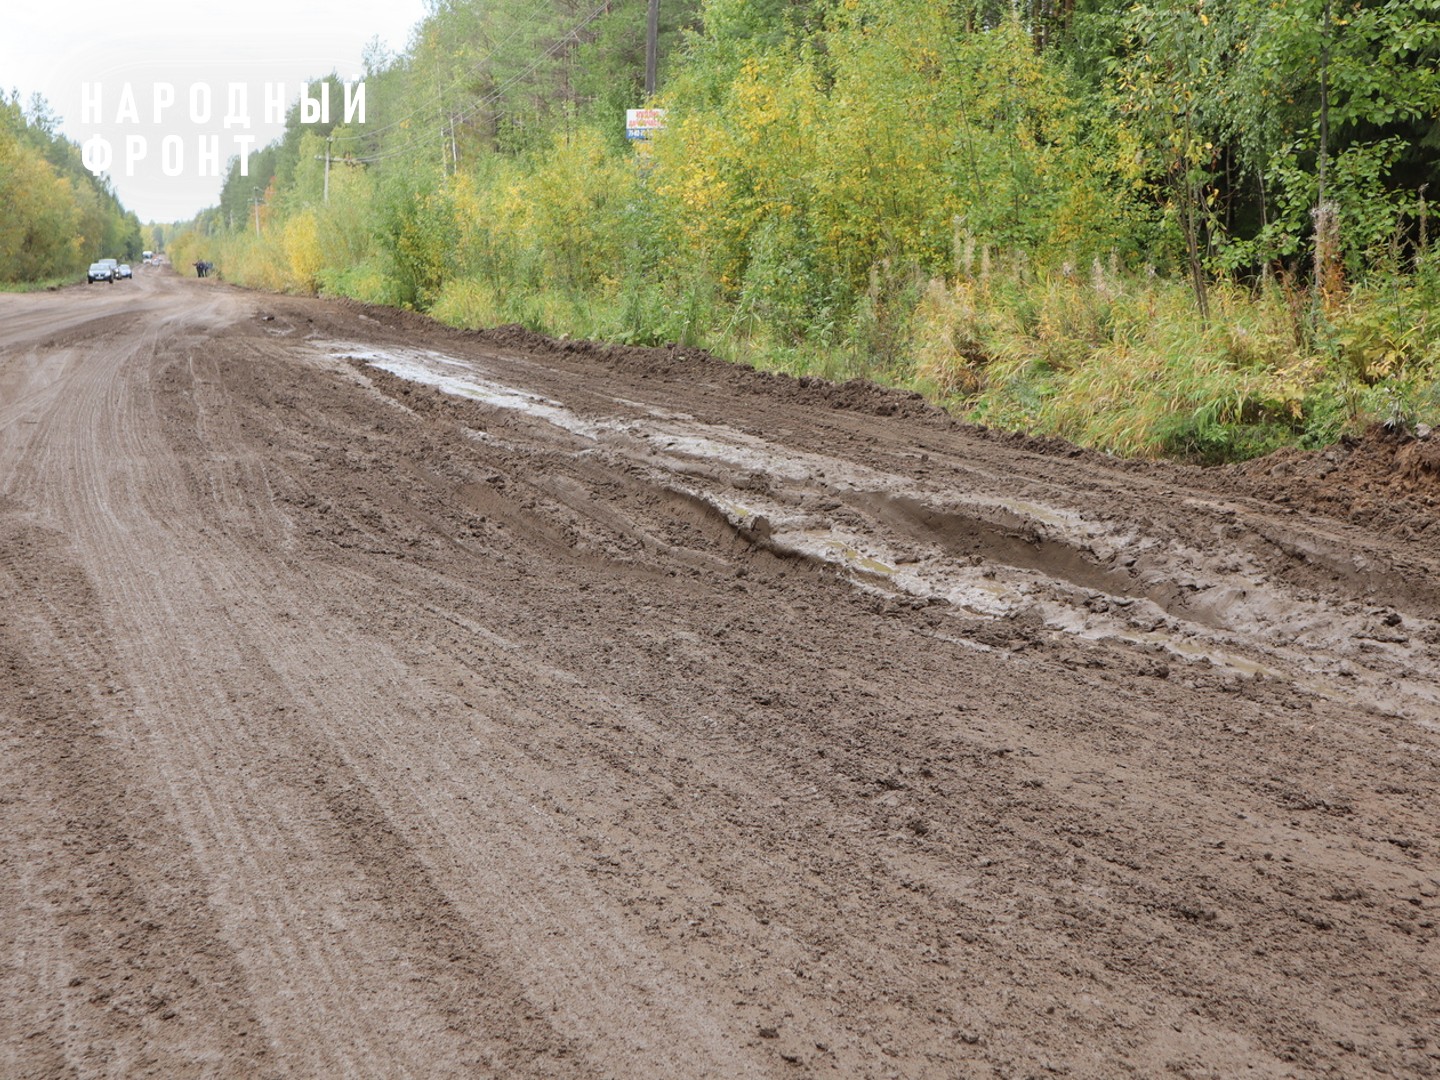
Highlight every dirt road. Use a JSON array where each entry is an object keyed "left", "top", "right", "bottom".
[{"left": 2, "top": 270, "right": 1437, "bottom": 1078}]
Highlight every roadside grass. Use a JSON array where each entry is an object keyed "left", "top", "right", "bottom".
[
  {"left": 427, "top": 271, "right": 926, "bottom": 390},
  {"left": 919, "top": 272, "right": 1315, "bottom": 460},
  {"left": 0, "top": 275, "right": 80, "bottom": 293}
]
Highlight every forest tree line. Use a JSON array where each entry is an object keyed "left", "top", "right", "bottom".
[
  {"left": 173, "top": 0, "right": 1440, "bottom": 460},
  {"left": 0, "top": 92, "right": 143, "bottom": 284}
]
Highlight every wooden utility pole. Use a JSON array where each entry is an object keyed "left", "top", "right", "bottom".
[
  {"left": 252, "top": 188, "right": 262, "bottom": 238},
  {"left": 1314, "top": 0, "right": 1338, "bottom": 306},
  {"left": 1317, "top": 0, "right": 1331, "bottom": 210},
  {"left": 645, "top": 0, "right": 659, "bottom": 97},
  {"left": 312, "top": 140, "right": 334, "bottom": 202}
]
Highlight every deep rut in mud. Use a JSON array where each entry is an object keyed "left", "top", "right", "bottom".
[{"left": 2, "top": 272, "right": 1438, "bottom": 1078}]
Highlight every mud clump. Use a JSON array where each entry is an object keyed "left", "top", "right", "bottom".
[
  {"left": 1398, "top": 432, "right": 1440, "bottom": 486},
  {"left": 1231, "top": 426, "right": 1440, "bottom": 543}
]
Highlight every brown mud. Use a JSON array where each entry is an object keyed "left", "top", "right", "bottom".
[{"left": 2, "top": 270, "right": 1437, "bottom": 1078}]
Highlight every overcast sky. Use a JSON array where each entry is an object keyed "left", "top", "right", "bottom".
[{"left": 2, "top": 0, "right": 430, "bottom": 222}]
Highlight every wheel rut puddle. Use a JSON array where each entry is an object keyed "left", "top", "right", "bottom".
[{"left": 329, "top": 340, "right": 1440, "bottom": 729}]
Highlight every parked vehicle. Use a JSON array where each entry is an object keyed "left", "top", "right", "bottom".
[{"left": 87, "top": 262, "right": 114, "bottom": 284}]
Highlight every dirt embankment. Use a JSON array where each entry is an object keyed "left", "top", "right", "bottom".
[{"left": 2, "top": 272, "right": 1437, "bottom": 1078}]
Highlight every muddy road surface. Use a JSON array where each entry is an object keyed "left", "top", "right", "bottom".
[{"left": 2, "top": 271, "right": 1438, "bottom": 1078}]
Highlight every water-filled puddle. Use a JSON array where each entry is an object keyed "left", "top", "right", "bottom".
[{"left": 329, "top": 340, "right": 1440, "bottom": 729}]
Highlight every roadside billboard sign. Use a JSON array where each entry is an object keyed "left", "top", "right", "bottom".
[{"left": 626, "top": 108, "right": 666, "bottom": 141}]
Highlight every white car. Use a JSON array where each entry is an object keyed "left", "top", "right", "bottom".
[{"left": 116, "top": 264, "right": 133, "bottom": 280}]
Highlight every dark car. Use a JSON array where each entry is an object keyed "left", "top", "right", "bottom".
[{"left": 87, "top": 262, "right": 113, "bottom": 284}]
